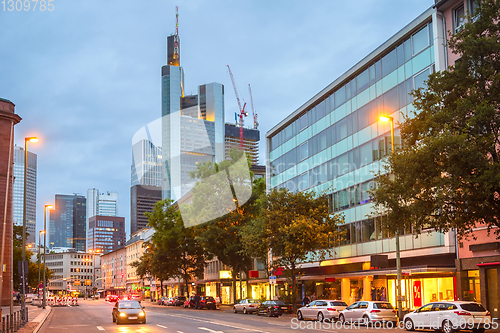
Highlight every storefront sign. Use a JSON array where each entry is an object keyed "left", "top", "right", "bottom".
[
  {"left": 269, "top": 276, "right": 276, "bottom": 285},
  {"left": 413, "top": 281, "right": 422, "bottom": 307},
  {"left": 325, "top": 278, "right": 336, "bottom": 282},
  {"left": 249, "top": 270, "right": 259, "bottom": 278}
]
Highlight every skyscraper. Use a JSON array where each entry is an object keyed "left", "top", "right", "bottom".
[
  {"left": 13, "top": 145, "right": 37, "bottom": 245},
  {"left": 131, "top": 139, "right": 162, "bottom": 187},
  {"left": 161, "top": 14, "right": 225, "bottom": 201},
  {"left": 49, "top": 194, "right": 86, "bottom": 251},
  {"left": 224, "top": 123, "right": 260, "bottom": 165},
  {"left": 87, "top": 215, "right": 125, "bottom": 253},
  {"left": 86, "top": 189, "right": 118, "bottom": 250},
  {"left": 130, "top": 185, "right": 161, "bottom": 235}
]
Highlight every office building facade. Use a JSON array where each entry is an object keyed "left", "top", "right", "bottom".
[
  {"left": 49, "top": 194, "right": 86, "bottom": 251},
  {"left": 86, "top": 189, "right": 118, "bottom": 250},
  {"left": 265, "top": 7, "right": 456, "bottom": 307},
  {"left": 161, "top": 31, "right": 225, "bottom": 202},
  {"left": 130, "top": 185, "right": 161, "bottom": 235},
  {"left": 131, "top": 139, "right": 162, "bottom": 188},
  {"left": 224, "top": 123, "right": 260, "bottom": 165},
  {"left": 87, "top": 215, "right": 125, "bottom": 254},
  {"left": 13, "top": 144, "right": 37, "bottom": 245}
]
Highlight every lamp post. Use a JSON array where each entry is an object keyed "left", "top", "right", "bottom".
[
  {"left": 37, "top": 230, "right": 45, "bottom": 292},
  {"left": 379, "top": 116, "right": 402, "bottom": 321},
  {"left": 21, "top": 136, "right": 38, "bottom": 319},
  {"left": 42, "top": 204, "right": 52, "bottom": 309}
]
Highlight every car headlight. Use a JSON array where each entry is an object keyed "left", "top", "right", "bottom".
[
  {"left": 139, "top": 311, "right": 145, "bottom": 316},
  {"left": 119, "top": 312, "right": 126, "bottom": 317}
]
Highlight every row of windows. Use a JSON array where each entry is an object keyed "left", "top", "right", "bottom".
[
  {"left": 273, "top": 134, "right": 400, "bottom": 192},
  {"left": 271, "top": 23, "right": 433, "bottom": 151},
  {"left": 338, "top": 217, "right": 413, "bottom": 246},
  {"left": 70, "top": 268, "right": 92, "bottom": 273},
  {"left": 271, "top": 66, "right": 430, "bottom": 177}
]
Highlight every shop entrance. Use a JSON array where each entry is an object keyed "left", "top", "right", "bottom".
[{"left": 486, "top": 268, "right": 499, "bottom": 320}]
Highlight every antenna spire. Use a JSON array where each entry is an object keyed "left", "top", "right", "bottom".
[{"left": 173, "top": 6, "right": 179, "bottom": 61}]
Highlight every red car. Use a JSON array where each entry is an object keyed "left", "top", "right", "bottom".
[{"left": 108, "top": 295, "right": 119, "bottom": 302}]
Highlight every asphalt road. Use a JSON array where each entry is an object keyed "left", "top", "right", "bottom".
[{"left": 38, "top": 299, "right": 500, "bottom": 333}]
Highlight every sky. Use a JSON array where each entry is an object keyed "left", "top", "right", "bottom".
[{"left": 0, "top": 0, "right": 434, "bottom": 240}]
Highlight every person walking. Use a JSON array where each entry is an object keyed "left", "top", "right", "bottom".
[
  {"left": 194, "top": 294, "right": 200, "bottom": 309},
  {"left": 302, "top": 295, "right": 311, "bottom": 306}
]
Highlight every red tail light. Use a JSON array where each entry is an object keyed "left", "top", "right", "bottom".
[
  {"left": 249, "top": 305, "right": 255, "bottom": 308},
  {"left": 327, "top": 308, "right": 336, "bottom": 312},
  {"left": 273, "top": 306, "right": 280, "bottom": 309},
  {"left": 370, "top": 310, "right": 381, "bottom": 313},
  {"left": 486, "top": 312, "right": 491, "bottom": 316},
  {"left": 454, "top": 311, "right": 471, "bottom": 316},
  {"left": 393, "top": 310, "right": 397, "bottom": 313}
]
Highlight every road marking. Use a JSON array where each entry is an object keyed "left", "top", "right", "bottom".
[
  {"left": 199, "top": 327, "right": 223, "bottom": 333},
  {"left": 97, "top": 326, "right": 105, "bottom": 330},
  {"left": 177, "top": 331, "right": 184, "bottom": 333},
  {"left": 157, "top": 324, "right": 168, "bottom": 328}
]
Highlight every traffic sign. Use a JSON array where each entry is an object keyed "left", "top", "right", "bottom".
[
  {"left": 74, "top": 280, "right": 81, "bottom": 286},
  {"left": 269, "top": 275, "right": 277, "bottom": 285},
  {"left": 85, "top": 279, "right": 92, "bottom": 286}
]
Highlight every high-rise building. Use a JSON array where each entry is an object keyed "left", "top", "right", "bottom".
[
  {"left": 161, "top": 18, "right": 225, "bottom": 202},
  {"left": 224, "top": 123, "right": 260, "bottom": 165},
  {"left": 0, "top": 97, "right": 22, "bottom": 306},
  {"left": 87, "top": 215, "right": 125, "bottom": 253},
  {"left": 12, "top": 145, "right": 37, "bottom": 245},
  {"left": 130, "top": 185, "right": 161, "bottom": 235},
  {"left": 49, "top": 194, "right": 86, "bottom": 251},
  {"left": 131, "top": 139, "right": 162, "bottom": 187},
  {"left": 86, "top": 189, "right": 118, "bottom": 250}
]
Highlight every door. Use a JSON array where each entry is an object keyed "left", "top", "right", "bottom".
[
  {"left": 344, "top": 302, "right": 359, "bottom": 321},
  {"left": 486, "top": 268, "right": 499, "bottom": 320},
  {"left": 416, "top": 303, "right": 434, "bottom": 328},
  {"left": 354, "top": 301, "right": 369, "bottom": 322},
  {"left": 303, "top": 300, "right": 317, "bottom": 319}
]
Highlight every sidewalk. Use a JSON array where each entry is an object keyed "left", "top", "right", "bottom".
[{"left": 1, "top": 303, "right": 51, "bottom": 333}]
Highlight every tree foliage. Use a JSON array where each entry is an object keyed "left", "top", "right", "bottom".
[
  {"left": 247, "top": 188, "right": 343, "bottom": 311},
  {"left": 371, "top": 0, "right": 500, "bottom": 239}
]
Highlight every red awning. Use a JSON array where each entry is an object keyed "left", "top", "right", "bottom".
[{"left": 476, "top": 262, "right": 500, "bottom": 267}]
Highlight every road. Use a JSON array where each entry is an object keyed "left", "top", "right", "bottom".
[{"left": 38, "top": 299, "right": 500, "bottom": 333}]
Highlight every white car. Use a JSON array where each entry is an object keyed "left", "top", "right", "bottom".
[
  {"left": 339, "top": 301, "right": 397, "bottom": 325},
  {"left": 403, "top": 301, "right": 492, "bottom": 333},
  {"left": 233, "top": 299, "right": 260, "bottom": 314},
  {"left": 297, "top": 300, "right": 348, "bottom": 322}
]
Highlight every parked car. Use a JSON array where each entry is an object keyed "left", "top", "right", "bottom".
[
  {"left": 339, "top": 301, "right": 397, "bottom": 325},
  {"left": 130, "top": 294, "right": 141, "bottom": 301},
  {"left": 199, "top": 296, "right": 217, "bottom": 310},
  {"left": 106, "top": 295, "right": 119, "bottom": 302},
  {"left": 166, "top": 297, "right": 175, "bottom": 306},
  {"left": 233, "top": 299, "right": 260, "bottom": 314},
  {"left": 173, "top": 295, "right": 186, "bottom": 306},
  {"left": 184, "top": 296, "right": 196, "bottom": 308},
  {"left": 112, "top": 300, "right": 146, "bottom": 325},
  {"left": 157, "top": 296, "right": 167, "bottom": 305},
  {"left": 257, "top": 300, "right": 293, "bottom": 317},
  {"left": 403, "top": 301, "right": 492, "bottom": 333},
  {"left": 297, "top": 300, "right": 348, "bottom": 322}
]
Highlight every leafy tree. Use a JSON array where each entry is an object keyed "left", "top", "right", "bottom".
[
  {"left": 371, "top": 0, "right": 500, "bottom": 239},
  {"left": 189, "top": 149, "right": 265, "bottom": 303},
  {"left": 251, "top": 188, "right": 344, "bottom": 311},
  {"left": 145, "top": 199, "right": 205, "bottom": 296}
]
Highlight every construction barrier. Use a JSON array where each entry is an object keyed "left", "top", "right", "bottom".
[
  {"left": 73, "top": 297, "right": 78, "bottom": 306},
  {"left": 47, "top": 297, "right": 55, "bottom": 306}
]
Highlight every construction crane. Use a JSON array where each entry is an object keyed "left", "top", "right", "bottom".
[
  {"left": 248, "top": 83, "right": 258, "bottom": 130},
  {"left": 226, "top": 64, "right": 248, "bottom": 148}
]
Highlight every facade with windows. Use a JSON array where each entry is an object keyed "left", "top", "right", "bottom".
[
  {"left": 86, "top": 189, "right": 119, "bottom": 250},
  {"left": 12, "top": 145, "right": 37, "bottom": 245},
  {"left": 265, "top": 7, "right": 457, "bottom": 309},
  {"left": 49, "top": 194, "right": 86, "bottom": 252},
  {"left": 224, "top": 123, "right": 260, "bottom": 165},
  {"left": 100, "top": 247, "right": 127, "bottom": 297},
  {"left": 435, "top": 0, "right": 500, "bottom": 321},
  {"left": 131, "top": 139, "right": 162, "bottom": 188},
  {"left": 87, "top": 215, "right": 125, "bottom": 254}
]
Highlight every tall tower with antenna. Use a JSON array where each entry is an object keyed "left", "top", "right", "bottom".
[{"left": 167, "top": 6, "right": 180, "bottom": 67}]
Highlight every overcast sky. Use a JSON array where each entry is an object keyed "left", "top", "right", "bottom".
[{"left": 0, "top": 0, "right": 434, "bottom": 239}]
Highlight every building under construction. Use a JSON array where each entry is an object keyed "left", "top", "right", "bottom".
[{"left": 224, "top": 123, "right": 259, "bottom": 165}]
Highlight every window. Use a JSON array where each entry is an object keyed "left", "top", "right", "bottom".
[
  {"left": 334, "top": 86, "right": 346, "bottom": 108},
  {"left": 357, "top": 68, "right": 370, "bottom": 94},
  {"left": 381, "top": 49, "right": 397, "bottom": 77},
  {"left": 299, "top": 113, "right": 308, "bottom": 131},
  {"left": 454, "top": 5, "right": 465, "bottom": 34},
  {"left": 414, "top": 68, "right": 431, "bottom": 91},
  {"left": 299, "top": 142, "right": 308, "bottom": 161},
  {"left": 412, "top": 25, "right": 430, "bottom": 55},
  {"left": 469, "top": 0, "right": 480, "bottom": 17}
]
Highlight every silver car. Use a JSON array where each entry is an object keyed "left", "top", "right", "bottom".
[
  {"left": 233, "top": 299, "right": 260, "bottom": 314},
  {"left": 297, "top": 300, "right": 348, "bottom": 322},
  {"left": 339, "top": 301, "right": 397, "bottom": 325}
]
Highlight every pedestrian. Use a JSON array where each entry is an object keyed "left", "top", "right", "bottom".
[
  {"left": 302, "top": 295, "right": 310, "bottom": 306},
  {"left": 194, "top": 294, "right": 200, "bottom": 309},
  {"left": 16, "top": 293, "right": 21, "bottom": 303},
  {"left": 310, "top": 293, "right": 316, "bottom": 301}
]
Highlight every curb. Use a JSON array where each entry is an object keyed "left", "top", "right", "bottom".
[{"left": 32, "top": 306, "right": 52, "bottom": 333}]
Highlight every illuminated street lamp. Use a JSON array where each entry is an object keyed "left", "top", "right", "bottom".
[
  {"left": 42, "top": 204, "right": 52, "bottom": 309},
  {"left": 21, "top": 136, "right": 37, "bottom": 318},
  {"left": 88, "top": 249, "right": 100, "bottom": 298},
  {"left": 379, "top": 116, "right": 402, "bottom": 321}
]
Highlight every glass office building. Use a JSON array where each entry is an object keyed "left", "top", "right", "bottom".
[{"left": 265, "top": 7, "right": 456, "bottom": 308}]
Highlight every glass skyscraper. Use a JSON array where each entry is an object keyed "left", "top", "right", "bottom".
[
  {"left": 161, "top": 35, "right": 225, "bottom": 202},
  {"left": 49, "top": 194, "right": 86, "bottom": 251},
  {"left": 86, "top": 189, "right": 119, "bottom": 250},
  {"left": 13, "top": 145, "right": 37, "bottom": 245}
]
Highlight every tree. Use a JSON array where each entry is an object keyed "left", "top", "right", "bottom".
[
  {"left": 189, "top": 149, "right": 265, "bottom": 303},
  {"left": 145, "top": 199, "right": 205, "bottom": 296},
  {"left": 250, "top": 188, "right": 344, "bottom": 311},
  {"left": 371, "top": 0, "right": 500, "bottom": 239}
]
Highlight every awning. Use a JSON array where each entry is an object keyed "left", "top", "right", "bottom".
[{"left": 476, "top": 262, "right": 500, "bottom": 267}]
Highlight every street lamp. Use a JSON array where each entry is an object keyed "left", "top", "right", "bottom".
[
  {"left": 42, "top": 204, "right": 52, "bottom": 309},
  {"left": 21, "top": 136, "right": 37, "bottom": 319},
  {"left": 379, "top": 116, "right": 402, "bottom": 321},
  {"left": 38, "top": 230, "right": 45, "bottom": 293}
]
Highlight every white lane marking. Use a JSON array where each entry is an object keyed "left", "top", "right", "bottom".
[
  {"left": 163, "top": 313, "right": 270, "bottom": 333},
  {"left": 97, "top": 326, "right": 105, "bottom": 330},
  {"left": 157, "top": 324, "right": 168, "bottom": 328},
  {"left": 177, "top": 331, "right": 184, "bottom": 333},
  {"left": 199, "top": 327, "right": 223, "bottom": 333}
]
